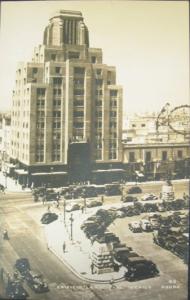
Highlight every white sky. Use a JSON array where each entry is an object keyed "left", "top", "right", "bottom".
[{"left": 0, "top": 1, "right": 189, "bottom": 115}]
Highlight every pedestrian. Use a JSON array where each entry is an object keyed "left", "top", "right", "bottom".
[
  {"left": 63, "top": 242, "right": 66, "bottom": 253},
  {"left": 42, "top": 196, "right": 45, "bottom": 205},
  {"left": 56, "top": 200, "right": 60, "bottom": 209},
  {"left": 81, "top": 206, "right": 84, "bottom": 214},
  {"left": 109, "top": 278, "right": 116, "bottom": 289},
  {"left": 101, "top": 195, "right": 104, "bottom": 203},
  {"left": 47, "top": 205, "right": 51, "bottom": 212},
  {"left": 0, "top": 267, "right": 4, "bottom": 281},
  {"left": 90, "top": 262, "right": 94, "bottom": 274}
]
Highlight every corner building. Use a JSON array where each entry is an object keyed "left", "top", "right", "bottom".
[{"left": 11, "top": 10, "right": 123, "bottom": 186}]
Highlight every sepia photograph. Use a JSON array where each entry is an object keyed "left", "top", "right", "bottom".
[{"left": 0, "top": 1, "right": 189, "bottom": 299}]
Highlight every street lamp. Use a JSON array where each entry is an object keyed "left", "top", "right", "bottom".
[
  {"left": 69, "top": 213, "right": 74, "bottom": 241},
  {"left": 63, "top": 198, "right": 66, "bottom": 225}
]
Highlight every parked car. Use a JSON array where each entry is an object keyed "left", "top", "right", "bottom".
[
  {"left": 6, "top": 280, "right": 28, "bottom": 299},
  {"left": 143, "top": 203, "right": 158, "bottom": 213},
  {"left": 66, "top": 203, "right": 81, "bottom": 212},
  {"left": 40, "top": 212, "right": 58, "bottom": 224},
  {"left": 25, "top": 270, "right": 49, "bottom": 293},
  {"left": 124, "top": 257, "right": 159, "bottom": 281},
  {"left": 140, "top": 219, "right": 152, "bottom": 231},
  {"left": 15, "top": 258, "right": 30, "bottom": 275},
  {"left": 86, "top": 200, "right": 102, "bottom": 208},
  {"left": 122, "top": 196, "right": 138, "bottom": 203},
  {"left": 127, "top": 186, "right": 142, "bottom": 194},
  {"left": 128, "top": 221, "right": 142, "bottom": 233},
  {"left": 105, "top": 184, "right": 122, "bottom": 196},
  {"left": 141, "top": 193, "right": 158, "bottom": 201}
]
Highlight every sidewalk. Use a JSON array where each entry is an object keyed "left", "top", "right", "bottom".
[
  {"left": 44, "top": 209, "right": 126, "bottom": 283},
  {"left": 0, "top": 172, "right": 31, "bottom": 193}
]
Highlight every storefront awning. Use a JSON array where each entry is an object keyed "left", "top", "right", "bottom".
[
  {"left": 92, "top": 169, "right": 125, "bottom": 173},
  {"left": 15, "top": 169, "right": 28, "bottom": 175},
  {"left": 31, "top": 171, "right": 67, "bottom": 176}
]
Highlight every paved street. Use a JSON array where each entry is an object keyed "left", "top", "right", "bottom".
[{"left": 0, "top": 180, "right": 189, "bottom": 300}]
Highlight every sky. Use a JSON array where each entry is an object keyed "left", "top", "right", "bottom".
[{"left": 0, "top": 0, "right": 189, "bottom": 116}]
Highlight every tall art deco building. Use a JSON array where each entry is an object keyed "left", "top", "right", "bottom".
[{"left": 10, "top": 10, "right": 123, "bottom": 186}]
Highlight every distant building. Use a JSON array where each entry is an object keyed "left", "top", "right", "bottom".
[
  {"left": 123, "top": 111, "right": 189, "bottom": 144},
  {"left": 0, "top": 112, "right": 11, "bottom": 165},
  {"left": 10, "top": 10, "right": 123, "bottom": 186}
]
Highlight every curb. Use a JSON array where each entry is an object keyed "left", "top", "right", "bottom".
[{"left": 48, "top": 246, "right": 125, "bottom": 284}]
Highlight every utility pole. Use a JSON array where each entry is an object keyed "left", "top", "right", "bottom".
[{"left": 69, "top": 213, "right": 74, "bottom": 241}]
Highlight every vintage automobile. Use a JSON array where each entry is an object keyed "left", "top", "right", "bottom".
[
  {"left": 122, "top": 196, "right": 138, "bottom": 203},
  {"left": 66, "top": 203, "right": 81, "bottom": 212},
  {"left": 6, "top": 280, "right": 28, "bottom": 299},
  {"left": 124, "top": 256, "right": 159, "bottom": 281},
  {"left": 15, "top": 258, "right": 30, "bottom": 276},
  {"left": 141, "top": 193, "right": 158, "bottom": 201},
  {"left": 128, "top": 221, "right": 142, "bottom": 233},
  {"left": 40, "top": 212, "right": 58, "bottom": 224},
  {"left": 105, "top": 184, "right": 122, "bottom": 196},
  {"left": 86, "top": 200, "right": 102, "bottom": 208},
  {"left": 25, "top": 270, "right": 49, "bottom": 293},
  {"left": 127, "top": 186, "right": 142, "bottom": 194},
  {"left": 140, "top": 219, "right": 152, "bottom": 231}
]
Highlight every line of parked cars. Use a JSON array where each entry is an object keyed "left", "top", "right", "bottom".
[
  {"left": 153, "top": 225, "right": 189, "bottom": 264},
  {"left": 6, "top": 280, "right": 29, "bottom": 299},
  {"left": 113, "top": 242, "right": 159, "bottom": 281},
  {"left": 14, "top": 258, "right": 49, "bottom": 293}
]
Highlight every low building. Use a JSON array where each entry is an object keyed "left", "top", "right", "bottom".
[{"left": 123, "top": 142, "right": 190, "bottom": 181}]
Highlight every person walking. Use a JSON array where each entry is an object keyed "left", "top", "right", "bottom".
[
  {"left": 90, "top": 262, "right": 94, "bottom": 274},
  {"left": 62, "top": 242, "right": 66, "bottom": 253},
  {"left": 0, "top": 268, "right": 4, "bottom": 281}
]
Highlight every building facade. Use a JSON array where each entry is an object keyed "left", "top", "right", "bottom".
[
  {"left": 123, "top": 142, "right": 190, "bottom": 181},
  {"left": 10, "top": 10, "right": 123, "bottom": 186}
]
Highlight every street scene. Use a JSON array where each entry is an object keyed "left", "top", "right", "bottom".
[{"left": 0, "top": 1, "right": 189, "bottom": 300}]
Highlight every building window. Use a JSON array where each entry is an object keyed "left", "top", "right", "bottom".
[
  {"left": 68, "top": 52, "right": 80, "bottom": 59},
  {"left": 53, "top": 78, "right": 62, "bottom": 85},
  {"left": 33, "top": 68, "right": 38, "bottom": 74},
  {"left": 73, "top": 122, "right": 84, "bottom": 128},
  {"left": 141, "top": 124, "right": 146, "bottom": 127},
  {"left": 52, "top": 153, "right": 60, "bottom": 161},
  {"left": 74, "top": 89, "right": 84, "bottom": 96},
  {"left": 110, "top": 111, "right": 117, "bottom": 117},
  {"left": 162, "top": 151, "right": 167, "bottom": 161},
  {"left": 96, "top": 111, "right": 102, "bottom": 118},
  {"left": 36, "top": 153, "right": 44, "bottom": 162},
  {"left": 74, "top": 67, "right": 85, "bottom": 75},
  {"left": 53, "top": 111, "right": 61, "bottom": 118},
  {"left": 91, "top": 56, "right": 96, "bottom": 63},
  {"left": 74, "top": 100, "right": 84, "bottom": 106},
  {"left": 132, "top": 124, "right": 136, "bottom": 128},
  {"left": 110, "top": 100, "right": 117, "bottom": 107},
  {"left": 110, "top": 90, "right": 117, "bottom": 96},
  {"left": 177, "top": 150, "right": 183, "bottom": 159},
  {"left": 53, "top": 100, "right": 61, "bottom": 106},
  {"left": 53, "top": 122, "right": 61, "bottom": 129},
  {"left": 110, "top": 121, "right": 117, "bottom": 128},
  {"left": 37, "top": 88, "right": 46, "bottom": 95},
  {"left": 95, "top": 121, "right": 102, "bottom": 128},
  {"left": 51, "top": 54, "right": 56, "bottom": 61},
  {"left": 129, "top": 152, "right": 135, "bottom": 163},
  {"left": 73, "top": 111, "right": 84, "bottom": 117},
  {"left": 74, "top": 78, "right": 84, "bottom": 85},
  {"left": 96, "top": 69, "right": 102, "bottom": 75},
  {"left": 95, "top": 79, "right": 103, "bottom": 85},
  {"left": 145, "top": 151, "right": 151, "bottom": 162},
  {"left": 55, "top": 67, "right": 61, "bottom": 74},
  {"left": 95, "top": 90, "right": 102, "bottom": 96},
  {"left": 109, "top": 151, "right": 117, "bottom": 159},
  {"left": 95, "top": 150, "right": 102, "bottom": 160},
  {"left": 96, "top": 100, "right": 102, "bottom": 106},
  {"left": 53, "top": 89, "right": 61, "bottom": 95}
]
